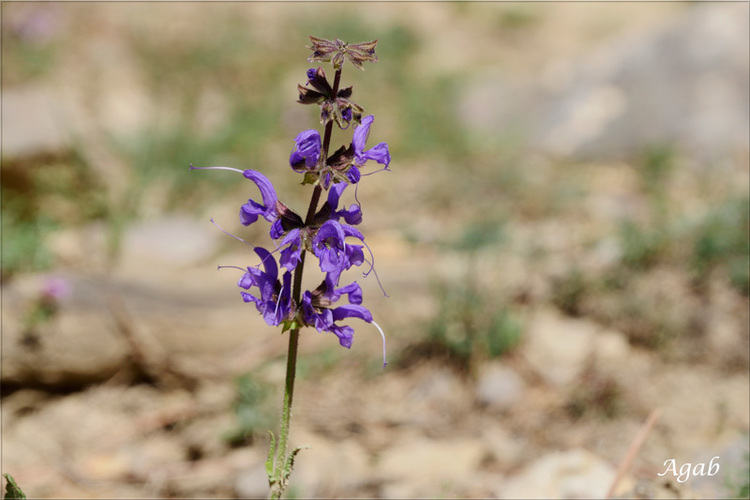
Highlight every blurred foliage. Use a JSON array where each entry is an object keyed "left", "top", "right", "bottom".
[
  {"left": 295, "top": 346, "right": 342, "bottom": 379},
  {"left": 617, "top": 219, "right": 668, "bottom": 271},
  {"left": 224, "top": 373, "right": 275, "bottom": 447},
  {"left": 566, "top": 366, "right": 623, "bottom": 420},
  {"left": 406, "top": 261, "right": 522, "bottom": 373},
  {"left": 450, "top": 218, "right": 508, "bottom": 252},
  {"left": 1, "top": 213, "right": 55, "bottom": 279},
  {"left": 691, "top": 195, "right": 749, "bottom": 295},
  {"left": 1, "top": 153, "right": 107, "bottom": 279},
  {"left": 726, "top": 445, "right": 750, "bottom": 499},
  {"left": 551, "top": 267, "right": 588, "bottom": 317},
  {"left": 1, "top": 10, "right": 62, "bottom": 86}
]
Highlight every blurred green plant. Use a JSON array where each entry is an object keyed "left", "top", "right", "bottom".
[
  {"left": 690, "top": 195, "right": 749, "bottom": 295},
  {"left": 2, "top": 9, "right": 62, "bottom": 86},
  {"left": 724, "top": 443, "right": 750, "bottom": 499},
  {"left": 551, "top": 267, "right": 588, "bottom": 317},
  {"left": 450, "top": 217, "right": 508, "bottom": 252},
  {"left": 617, "top": 219, "right": 669, "bottom": 271},
  {"left": 399, "top": 76, "right": 471, "bottom": 162},
  {"left": 413, "top": 269, "right": 522, "bottom": 373},
  {"left": 639, "top": 144, "right": 675, "bottom": 220},
  {"left": 566, "top": 366, "right": 623, "bottom": 420},
  {"left": 224, "top": 373, "right": 275, "bottom": 447},
  {"left": 295, "top": 347, "right": 342, "bottom": 380},
  {"left": 1, "top": 153, "right": 106, "bottom": 279},
  {"left": 1, "top": 213, "right": 56, "bottom": 279},
  {"left": 615, "top": 145, "right": 677, "bottom": 271},
  {"left": 500, "top": 8, "right": 540, "bottom": 29}
]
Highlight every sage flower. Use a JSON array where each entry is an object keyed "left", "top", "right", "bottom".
[{"left": 238, "top": 247, "right": 293, "bottom": 327}]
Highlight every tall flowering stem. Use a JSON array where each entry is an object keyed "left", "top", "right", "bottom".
[
  {"left": 192, "top": 36, "right": 388, "bottom": 499},
  {"left": 271, "top": 66, "right": 345, "bottom": 500}
]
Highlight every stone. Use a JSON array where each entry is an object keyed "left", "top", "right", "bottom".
[
  {"left": 234, "top": 463, "right": 271, "bottom": 500},
  {"left": 523, "top": 308, "right": 597, "bottom": 387},
  {"left": 1, "top": 85, "right": 71, "bottom": 158},
  {"left": 460, "top": 3, "right": 749, "bottom": 163},
  {"left": 475, "top": 362, "right": 525, "bottom": 411},
  {"left": 1, "top": 273, "right": 129, "bottom": 388},
  {"left": 377, "top": 435, "right": 485, "bottom": 498},
  {"left": 288, "top": 429, "right": 371, "bottom": 497},
  {"left": 498, "top": 448, "right": 627, "bottom": 499}
]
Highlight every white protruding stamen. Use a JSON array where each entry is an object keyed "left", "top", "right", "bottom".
[
  {"left": 371, "top": 320, "right": 388, "bottom": 368},
  {"left": 274, "top": 284, "right": 285, "bottom": 316},
  {"left": 217, "top": 265, "right": 245, "bottom": 272},
  {"left": 210, "top": 218, "right": 252, "bottom": 247},
  {"left": 189, "top": 165, "right": 244, "bottom": 174}
]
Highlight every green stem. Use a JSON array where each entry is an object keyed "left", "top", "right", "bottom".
[{"left": 270, "top": 67, "right": 343, "bottom": 500}]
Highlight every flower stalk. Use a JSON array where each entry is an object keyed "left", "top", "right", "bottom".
[{"left": 192, "top": 36, "right": 388, "bottom": 499}]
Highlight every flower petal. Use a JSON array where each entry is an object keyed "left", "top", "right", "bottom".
[
  {"left": 362, "top": 142, "right": 390, "bottom": 168},
  {"left": 330, "top": 324, "right": 354, "bottom": 348},
  {"left": 290, "top": 129, "right": 321, "bottom": 169},
  {"left": 279, "top": 229, "right": 302, "bottom": 271},
  {"left": 242, "top": 170, "right": 278, "bottom": 214},
  {"left": 332, "top": 304, "right": 373, "bottom": 323},
  {"left": 352, "top": 115, "right": 374, "bottom": 156}
]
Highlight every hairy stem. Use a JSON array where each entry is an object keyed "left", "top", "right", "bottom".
[{"left": 271, "top": 66, "right": 343, "bottom": 500}]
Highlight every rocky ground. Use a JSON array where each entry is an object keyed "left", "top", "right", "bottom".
[{"left": 2, "top": 3, "right": 749, "bottom": 499}]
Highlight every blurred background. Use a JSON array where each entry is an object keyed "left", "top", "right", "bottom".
[{"left": 2, "top": 2, "right": 748, "bottom": 498}]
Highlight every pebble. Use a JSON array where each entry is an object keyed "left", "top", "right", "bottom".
[
  {"left": 497, "top": 448, "right": 628, "bottom": 498},
  {"left": 523, "top": 308, "right": 597, "bottom": 387},
  {"left": 475, "top": 362, "right": 525, "bottom": 411},
  {"left": 377, "top": 435, "right": 485, "bottom": 498}
]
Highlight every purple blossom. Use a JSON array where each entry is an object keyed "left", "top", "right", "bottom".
[
  {"left": 313, "top": 220, "right": 347, "bottom": 274},
  {"left": 313, "top": 220, "right": 366, "bottom": 290},
  {"left": 240, "top": 170, "right": 278, "bottom": 227},
  {"left": 238, "top": 247, "right": 293, "bottom": 326},
  {"left": 279, "top": 228, "right": 302, "bottom": 271},
  {"left": 41, "top": 276, "right": 70, "bottom": 302},
  {"left": 301, "top": 280, "right": 372, "bottom": 349},
  {"left": 350, "top": 115, "right": 390, "bottom": 180},
  {"left": 327, "top": 182, "right": 362, "bottom": 225},
  {"left": 289, "top": 130, "right": 321, "bottom": 170}
]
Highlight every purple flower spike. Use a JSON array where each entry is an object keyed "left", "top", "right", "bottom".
[
  {"left": 290, "top": 129, "right": 322, "bottom": 169},
  {"left": 240, "top": 170, "right": 278, "bottom": 226}
]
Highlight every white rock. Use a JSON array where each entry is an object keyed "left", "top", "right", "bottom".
[
  {"left": 475, "top": 362, "right": 525, "bottom": 411},
  {"left": 523, "top": 309, "right": 596, "bottom": 386},
  {"left": 234, "top": 464, "right": 271, "bottom": 500},
  {"left": 287, "top": 429, "right": 371, "bottom": 497},
  {"left": 378, "top": 435, "right": 484, "bottom": 498},
  {"left": 499, "top": 448, "right": 621, "bottom": 499}
]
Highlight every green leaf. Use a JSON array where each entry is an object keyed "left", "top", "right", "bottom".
[
  {"left": 283, "top": 445, "right": 310, "bottom": 482},
  {"left": 3, "top": 474, "right": 26, "bottom": 500},
  {"left": 265, "top": 430, "right": 277, "bottom": 480}
]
